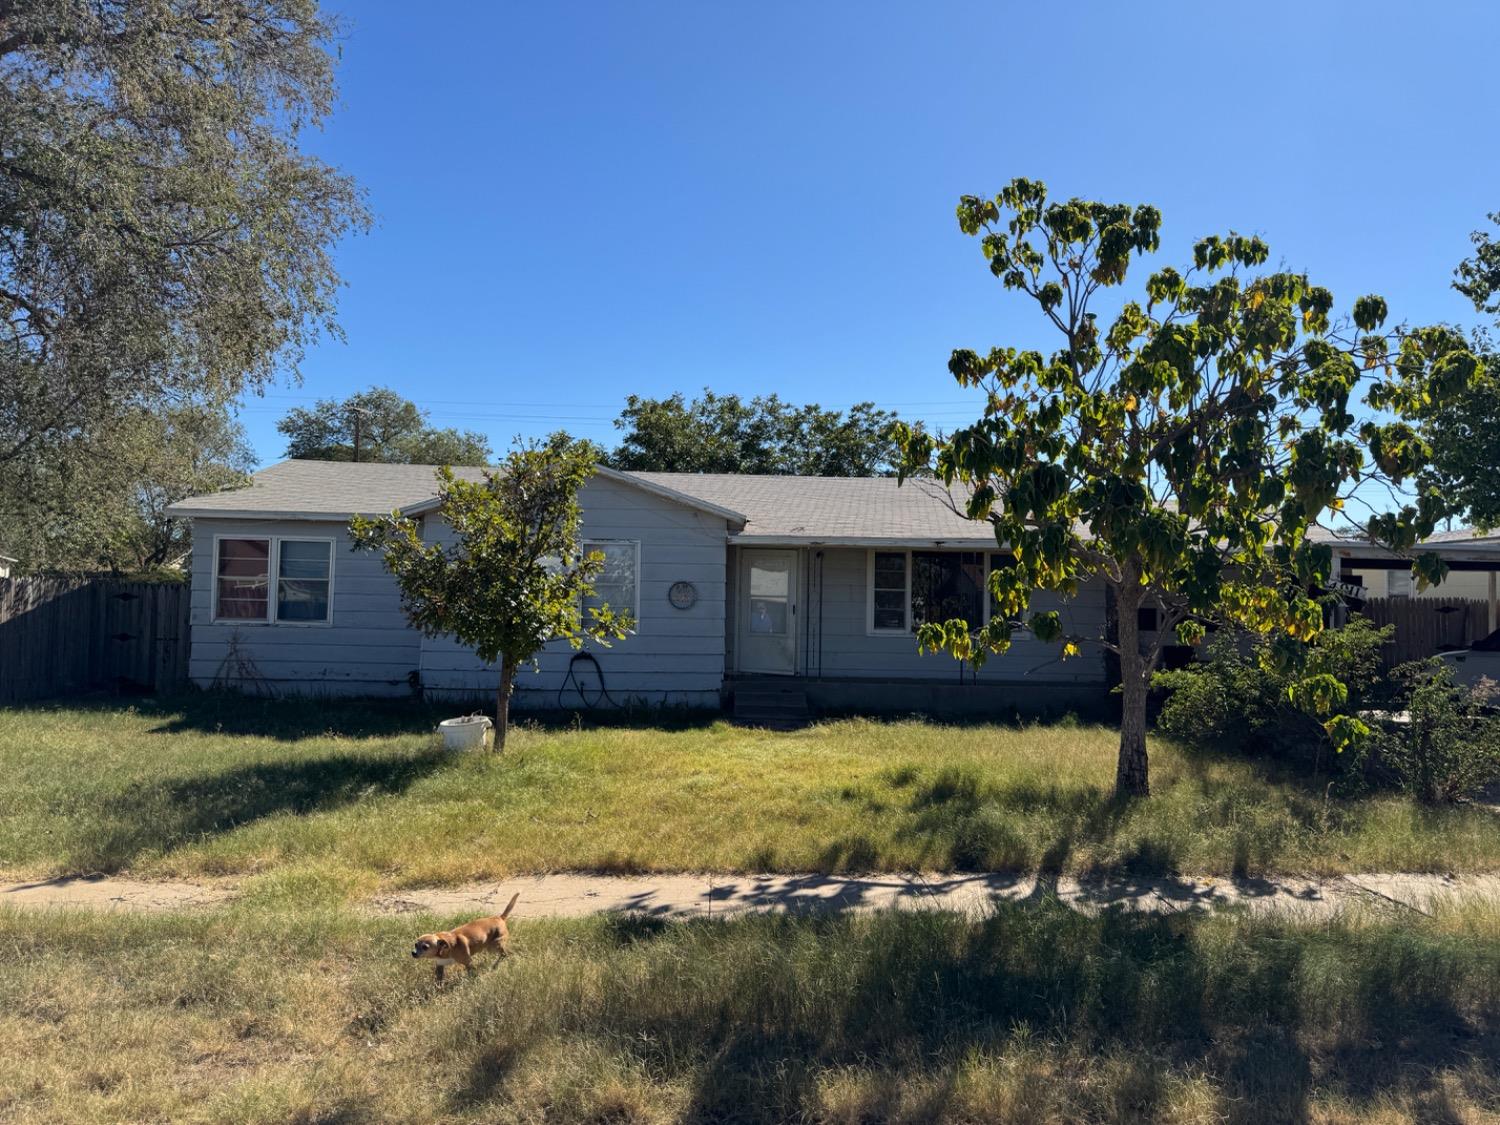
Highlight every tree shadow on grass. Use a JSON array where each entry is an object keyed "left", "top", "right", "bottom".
[
  {"left": 26, "top": 690, "right": 729, "bottom": 742},
  {"left": 76, "top": 748, "right": 452, "bottom": 872},
  {"left": 0, "top": 691, "right": 446, "bottom": 742},
  {"left": 533, "top": 905, "right": 1499, "bottom": 1125},
  {"left": 890, "top": 766, "right": 1146, "bottom": 875}
]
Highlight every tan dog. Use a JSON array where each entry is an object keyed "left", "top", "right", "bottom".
[{"left": 411, "top": 893, "right": 519, "bottom": 982}]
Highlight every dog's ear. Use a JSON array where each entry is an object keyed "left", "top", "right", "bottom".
[{"left": 435, "top": 937, "right": 449, "bottom": 952}]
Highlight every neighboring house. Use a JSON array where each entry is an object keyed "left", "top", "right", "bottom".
[
  {"left": 1317, "top": 527, "right": 1500, "bottom": 632},
  {"left": 164, "top": 461, "right": 1500, "bottom": 714},
  {"left": 0, "top": 550, "right": 13, "bottom": 579},
  {"left": 165, "top": 461, "right": 1107, "bottom": 715}
]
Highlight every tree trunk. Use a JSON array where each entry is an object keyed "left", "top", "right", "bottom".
[
  {"left": 1114, "top": 580, "right": 1151, "bottom": 799},
  {"left": 494, "top": 657, "right": 514, "bottom": 752}
]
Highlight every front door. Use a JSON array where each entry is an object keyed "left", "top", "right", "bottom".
[{"left": 739, "top": 549, "right": 797, "bottom": 674}]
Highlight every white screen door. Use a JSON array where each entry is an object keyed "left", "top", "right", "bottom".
[{"left": 739, "top": 549, "right": 797, "bottom": 674}]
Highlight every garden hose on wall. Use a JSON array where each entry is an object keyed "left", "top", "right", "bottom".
[{"left": 558, "top": 650, "right": 621, "bottom": 710}]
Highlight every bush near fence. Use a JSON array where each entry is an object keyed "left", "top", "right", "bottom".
[{"left": 0, "top": 577, "right": 190, "bottom": 704}]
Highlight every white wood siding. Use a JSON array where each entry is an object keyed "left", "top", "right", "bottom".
[
  {"left": 419, "top": 474, "right": 730, "bottom": 708},
  {"left": 807, "top": 547, "right": 1107, "bottom": 683},
  {"left": 187, "top": 518, "right": 419, "bottom": 696}
]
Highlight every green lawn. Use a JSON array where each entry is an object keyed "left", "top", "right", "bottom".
[
  {"left": 2, "top": 899, "right": 1497, "bottom": 1123},
  {"left": 2, "top": 695, "right": 1498, "bottom": 893}
]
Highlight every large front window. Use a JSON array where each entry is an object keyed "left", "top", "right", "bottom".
[
  {"left": 214, "top": 536, "right": 333, "bottom": 624},
  {"left": 868, "top": 550, "right": 1018, "bottom": 635},
  {"left": 911, "top": 551, "right": 986, "bottom": 630}
]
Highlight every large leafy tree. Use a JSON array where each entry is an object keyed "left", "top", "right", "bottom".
[
  {"left": 896, "top": 179, "right": 1483, "bottom": 798},
  {"left": 0, "top": 0, "right": 368, "bottom": 512},
  {"left": 278, "top": 386, "right": 491, "bottom": 465},
  {"left": 350, "top": 439, "right": 631, "bottom": 749},
  {"left": 2, "top": 404, "right": 252, "bottom": 574},
  {"left": 1415, "top": 217, "right": 1500, "bottom": 528},
  {"left": 606, "top": 390, "right": 901, "bottom": 476},
  {"left": 1416, "top": 354, "right": 1500, "bottom": 530}
]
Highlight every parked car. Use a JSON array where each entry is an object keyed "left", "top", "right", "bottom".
[{"left": 1437, "top": 627, "right": 1500, "bottom": 695}]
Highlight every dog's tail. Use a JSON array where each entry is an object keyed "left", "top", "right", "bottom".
[{"left": 500, "top": 892, "right": 520, "bottom": 920}]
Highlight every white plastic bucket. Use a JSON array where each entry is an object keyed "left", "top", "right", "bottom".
[{"left": 438, "top": 715, "right": 492, "bottom": 751}]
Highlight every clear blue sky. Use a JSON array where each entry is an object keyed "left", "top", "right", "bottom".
[{"left": 239, "top": 0, "right": 1500, "bottom": 468}]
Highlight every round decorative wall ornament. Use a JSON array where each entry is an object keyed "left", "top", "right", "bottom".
[{"left": 668, "top": 581, "right": 698, "bottom": 610}]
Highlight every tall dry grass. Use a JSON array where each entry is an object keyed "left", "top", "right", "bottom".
[
  {"left": 1, "top": 695, "right": 1498, "bottom": 893},
  {"left": 1, "top": 898, "right": 1497, "bottom": 1122}
]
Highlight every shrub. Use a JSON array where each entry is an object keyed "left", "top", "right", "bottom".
[
  {"left": 1371, "top": 660, "right": 1500, "bottom": 803},
  {"left": 1152, "top": 617, "right": 1393, "bottom": 773}
]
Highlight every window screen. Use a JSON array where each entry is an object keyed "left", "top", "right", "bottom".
[{"left": 276, "top": 540, "right": 332, "bottom": 623}]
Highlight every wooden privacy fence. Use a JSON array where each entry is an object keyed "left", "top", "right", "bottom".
[
  {"left": 0, "top": 578, "right": 191, "bottom": 704},
  {"left": 1359, "top": 597, "right": 1493, "bottom": 666}
]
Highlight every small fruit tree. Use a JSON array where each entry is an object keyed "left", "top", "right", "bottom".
[{"left": 351, "top": 438, "right": 632, "bottom": 749}]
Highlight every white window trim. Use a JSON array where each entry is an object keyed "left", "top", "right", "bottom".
[
  {"left": 866, "top": 549, "right": 912, "bottom": 636},
  {"left": 582, "top": 538, "right": 642, "bottom": 624},
  {"left": 866, "top": 549, "right": 1020, "bottom": 637},
  {"left": 212, "top": 534, "right": 335, "bottom": 627}
]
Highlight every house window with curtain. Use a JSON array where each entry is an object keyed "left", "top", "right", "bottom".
[
  {"left": 215, "top": 538, "right": 271, "bottom": 620},
  {"left": 910, "top": 551, "right": 986, "bottom": 630},
  {"left": 276, "top": 540, "right": 333, "bottom": 623}
]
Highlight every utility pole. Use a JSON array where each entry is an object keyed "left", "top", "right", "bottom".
[{"left": 352, "top": 409, "right": 363, "bottom": 463}]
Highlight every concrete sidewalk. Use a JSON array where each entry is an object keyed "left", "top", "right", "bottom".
[
  {"left": 370, "top": 870, "right": 1500, "bottom": 920},
  {"left": 5, "top": 870, "right": 1498, "bottom": 918}
]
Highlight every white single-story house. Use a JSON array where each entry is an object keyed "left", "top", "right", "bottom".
[
  {"left": 165, "top": 461, "right": 1500, "bottom": 717},
  {"left": 165, "top": 460, "right": 1111, "bottom": 716}
]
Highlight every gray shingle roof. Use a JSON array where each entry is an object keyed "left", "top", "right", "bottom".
[
  {"left": 1310, "top": 524, "right": 1500, "bottom": 554},
  {"left": 627, "top": 472, "right": 993, "bottom": 545},
  {"left": 166, "top": 460, "right": 1497, "bottom": 554},
  {"left": 165, "top": 460, "right": 490, "bottom": 520},
  {"left": 166, "top": 460, "right": 993, "bottom": 544}
]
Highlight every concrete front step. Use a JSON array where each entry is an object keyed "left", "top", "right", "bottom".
[{"left": 732, "top": 682, "right": 812, "bottom": 729}]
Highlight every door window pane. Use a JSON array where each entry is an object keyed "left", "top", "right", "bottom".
[
  {"left": 276, "top": 540, "right": 331, "bottom": 622},
  {"left": 216, "top": 538, "right": 270, "bottom": 620},
  {"left": 748, "top": 556, "right": 791, "bottom": 636}
]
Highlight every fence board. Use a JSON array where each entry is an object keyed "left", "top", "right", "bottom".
[
  {"left": 0, "top": 578, "right": 191, "bottom": 704},
  {"left": 1359, "top": 597, "right": 1491, "bottom": 666}
]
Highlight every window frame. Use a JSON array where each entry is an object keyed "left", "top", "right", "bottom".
[
  {"left": 581, "top": 538, "right": 642, "bottom": 626},
  {"left": 212, "top": 534, "right": 272, "bottom": 626},
  {"left": 272, "top": 537, "right": 336, "bottom": 627},
  {"left": 211, "top": 534, "right": 336, "bottom": 627},
  {"left": 866, "top": 550, "right": 912, "bottom": 635}
]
